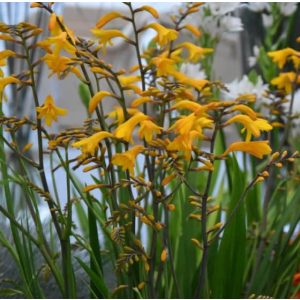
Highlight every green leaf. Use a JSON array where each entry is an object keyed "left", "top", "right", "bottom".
[
  {"left": 78, "top": 83, "right": 91, "bottom": 111},
  {"left": 210, "top": 155, "right": 246, "bottom": 298}
]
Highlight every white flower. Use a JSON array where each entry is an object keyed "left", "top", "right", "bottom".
[
  {"left": 248, "top": 45, "right": 260, "bottom": 68},
  {"left": 262, "top": 14, "right": 273, "bottom": 28},
  {"left": 207, "top": 3, "right": 241, "bottom": 16},
  {"left": 220, "top": 16, "right": 243, "bottom": 33},
  {"left": 224, "top": 75, "right": 268, "bottom": 101},
  {"left": 189, "top": 3, "right": 244, "bottom": 39},
  {"left": 278, "top": 3, "right": 297, "bottom": 17},
  {"left": 180, "top": 63, "right": 207, "bottom": 79},
  {"left": 247, "top": 3, "right": 270, "bottom": 13}
]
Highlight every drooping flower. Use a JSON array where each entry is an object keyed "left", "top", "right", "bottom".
[
  {"left": 268, "top": 48, "right": 300, "bottom": 69},
  {"left": 43, "top": 53, "right": 82, "bottom": 79},
  {"left": 151, "top": 54, "right": 178, "bottom": 77},
  {"left": 182, "top": 24, "right": 201, "bottom": 37},
  {"left": 271, "top": 72, "right": 300, "bottom": 94},
  {"left": 179, "top": 42, "right": 213, "bottom": 63},
  {"left": 223, "top": 140, "right": 272, "bottom": 159},
  {"left": 167, "top": 130, "right": 201, "bottom": 160},
  {"left": 48, "top": 13, "right": 76, "bottom": 43},
  {"left": 230, "top": 104, "right": 257, "bottom": 120},
  {"left": 225, "top": 114, "right": 272, "bottom": 142},
  {"left": 96, "top": 12, "right": 124, "bottom": 29},
  {"left": 91, "top": 28, "right": 128, "bottom": 52},
  {"left": 145, "top": 23, "right": 178, "bottom": 47},
  {"left": 89, "top": 91, "right": 112, "bottom": 114},
  {"left": 0, "top": 50, "right": 16, "bottom": 67},
  {"left": 138, "top": 120, "right": 163, "bottom": 142},
  {"left": 114, "top": 112, "right": 149, "bottom": 143},
  {"left": 0, "top": 76, "right": 19, "bottom": 101},
  {"left": 36, "top": 95, "right": 67, "bottom": 126},
  {"left": 108, "top": 106, "right": 138, "bottom": 125},
  {"left": 137, "top": 6, "right": 159, "bottom": 19},
  {"left": 173, "top": 72, "right": 209, "bottom": 92},
  {"left": 118, "top": 75, "right": 141, "bottom": 94},
  {"left": 72, "top": 131, "right": 113, "bottom": 156},
  {"left": 111, "top": 145, "right": 144, "bottom": 175},
  {"left": 131, "top": 97, "right": 153, "bottom": 108},
  {"left": 41, "top": 32, "right": 76, "bottom": 56}
]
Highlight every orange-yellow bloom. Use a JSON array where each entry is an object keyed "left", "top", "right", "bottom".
[
  {"left": 151, "top": 55, "right": 178, "bottom": 77},
  {"left": 36, "top": 95, "right": 67, "bottom": 126},
  {"left": 131, "top": 96, "right": 153, "bottom": 108},
  {"left": 91, "top": 28, "right": 128, "bottom": 52},
  {"left": 179, "top": 42, "right": 213, "bottom": 63},
  {"left": 230, "top": 104, "right": 257, "bottom": 120},
  {"left": 43, "top": 54, "right": 82, "bottom": 79},
  {"left": 138, "top": 5, "right": 159, "bottom": 18},
  {"left": 145, "top": 23, "right": 178, "bottom": 47},
  {"left": 96, "top": 12, "right": 123, "bottom": 29},
  {"left": 225, "top": 114, "right": 272, "bottom": 142},
  {"left": 108, "top": 106, "right": 138, "bottom": 125},
  {"left": 42, "top": 32, "right": 76, "bottom": 56},
  {"left": 0, "top": 76, "right": 19, "bottom": 101},
  {"left": 118, "top": 75, "right": 141, "bottom": 94},
  {"left": 268, "top": 48, "right": 300, "bottom": 69},
  {"left": 48, "top": 13, "right": 76, "bottom": 43},
  {"left": 114, "top": 112, "right": 149, "bottom": 143},
  {"left": 138, "top": 120, "right": 163, "bottom": 142},
  {"left": 111, "top": 145, "right": 144, "bottom": 175},
  {"left": 223, "top": 141, "right": 272, "bottom": 159},
  {"left": 172, "top": 71, "right": 208, "bottom": 91},
  {"left": 72, "top": 131, "right": 113, "bottom": 156},
  {"left": 0, "top": 50, "right": 16, "bottom": 66},
  {"left": 182, "top": 24, "right": 201, "bottom": 37},
  {"left": 271, "top": 72, "right": 300, "bottom": 94},
  {"left": 89, "top": 91, "right": 112, "bottom": 114},
  {"left": 167, "top": 130, "right": 201, "bottom": 160},
  {"left": 171, "top": 100, "right": 205, "bottom": 114}
]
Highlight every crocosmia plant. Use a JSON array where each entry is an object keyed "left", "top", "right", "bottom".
[{"left": 0, "top": 2, "right": 300, "bottom": 299}]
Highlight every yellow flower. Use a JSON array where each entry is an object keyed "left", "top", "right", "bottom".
[
  {"left": 72, "top": 131, "right": 113, "bottom": 156},
  {"left": 96, "top": 12, "right": 123, "bottom": 29},
  {"left": 44, "top": 32, "right": 76, "bottom": 56},
  {"left": 167, "top": 130, "right": 201, "bottom": 160},
  {"left": 138, "top": 5, "right": 159, "bottom": 18},
  {"left": 225, "top": 114, "right": 272, "bottom": 142},
  {"left": 271, "top": 72, "right": 300, "bottom": 94},
  {"left": 138, "top": 120, "right": 163, "bottom": 142},
  {"left": 182, "top": 24, "right": 202, "bottom": 37},
  {"left": 0, "top": 50, "right": 16, "bottom": 66},
  {"left": 118, "top": 75, "right": 142, "bottom": 94},
  {"left": 268, "top": 48, "right": 300, "bottom": 69},
  {"left": 179, "top": 42, "right": 213, "bottom": 63},
  {"left": 170, "top": 113, "right": 197, "bottom": 135},
  {"left": 91, "top": 28, "right": 128, "bottom": 52},
  {"left": 108, "top": 106, "right": 138, "bottom": 125},
  {"left": 230, "top": 104, "right": 257, "bottom": 120},
  {"left": 0, "top": 76, "right": 19, "bottom": 101},
  {"left": 111, "top": 145, "right": 144, "bottom": 175},
  {"left": 131, "top": 96, "right": 153, "bottom": 108},
  {"left": 89, "top": 91, "right": 112, "bottom": 114},
  {"left": 114, "top": 112, "right": 149, "bottom": 143},
  {"left": 151, "top": 54, "right": 178, "bottom": 77},
  {"left": 223, "top": 141, "right": 272, "bottom": 159},
  {"left": 48, "top": 13, "right": 76, "bottom": 43},
  {"left": 172, "top": 71, "right": 208, "bottom": 91},
  {"left": 43, "top": 54, "right": 82, "bottom": 79},
  {"left": 171, "top": 100, "right": 206, "bottom": 114},
  {"left": 36, "top": 95, "right": 67, "bottom": 126},
  {"left": 145, "top": 23, "right": 178, "bottom": 47}
]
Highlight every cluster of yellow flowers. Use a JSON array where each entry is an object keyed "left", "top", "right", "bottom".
[{"left": 0, "top": 3, "right": 277, "bottom": 181}]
